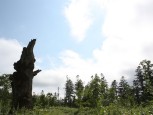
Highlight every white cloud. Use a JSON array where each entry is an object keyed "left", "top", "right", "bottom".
[
  {"left": 64, "top": 0, "right": 153, "bottom": 83},
  {"left": 33, "top": 69, "right": 66, "bottom": 96},
  {"left": 93, "top": 0, "right": 153, "bottom": 81},
  {"left": 2, "top": 0, "right": 153, "bottom": 98},
  {"left": 59, "top": 50, "right": 96, "bottom": 80},
  {"left": 64, "top": 0, "right": 93, "bottom": 42},
  {"left": 34, "top": 0, "right": 153, "bottom": 96},
  {"left": 33, "top": 50, "right": 96, "bottom": 96},
  {"left": 0, "top": 38, "right": 22, "bottom": 74}
]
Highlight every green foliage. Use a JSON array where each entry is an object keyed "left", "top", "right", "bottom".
[
  {"left": 64, "top": 77, "right": 74, "bottom": 107},
  {"left": 32, "top": 90, "right": 59, "bottom": 108},
  {"left": 2, "top": 59, "right": 153, "bottom": 114},
  {"left": 74, "top": 75, "right": 84, "bottom": 107},
  {"left": 46, "top": 92, "right": 58, "bottom": 106},
  {"left": 39, "top": 90, "right": 48, "bottom": 108},
  {"left": 0, "top": 74, "right": 11, "bottom": 90},
  {"left": 135, "top": 60, "right": 153, "bottom": 105},
  {"left": 1, "top": 106, "right": 153, "bottom": 115},
  {"left": 82, "top": 74, "right": 108, "bottom": 108},
  {"left": 82, "top": 74, "right": 101, "bottom": 108},
  {"left": 0, "top": 74, "right": 11, "bottom": 112},
  {"left": 118, "top": 76, "right": 133, "bottom": 106},
  {"left": 108, "top": 80, "right": 118, "bottom": 104}
]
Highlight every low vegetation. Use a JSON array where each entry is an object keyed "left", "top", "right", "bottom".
[{"left": 1, "top": 59, "right": 153, "bottom": 114}]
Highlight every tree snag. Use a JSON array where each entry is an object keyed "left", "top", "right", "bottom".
[{"left": 9, "top": 39, "right": 41, "bottom": 109}]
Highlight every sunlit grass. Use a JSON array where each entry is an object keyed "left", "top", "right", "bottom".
[{"left": 1, "top": 105, "right": 153, "bottom": 115}]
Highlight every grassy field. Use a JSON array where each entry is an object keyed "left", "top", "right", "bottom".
[
  {"left": 1, "top": 105, "right": 153, "bottom": 115},
  {"left": 0, "top": 107, "right": 95, "bottom": 115}
]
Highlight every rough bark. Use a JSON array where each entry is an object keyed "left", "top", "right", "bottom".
[{"left": 9, "top": 39, "right": 41, "bottom": 109}]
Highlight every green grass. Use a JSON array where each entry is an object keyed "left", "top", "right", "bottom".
[{"left": 1, "top": 106, "right": 153, "bottom": 115}]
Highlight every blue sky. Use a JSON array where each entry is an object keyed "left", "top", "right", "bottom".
[
  {"left": 0, "top": 0, "right": 105, "bottom": 70},
  {"left": 1, "top": 1, "right": 70, "bottom": 57},
  {"left": 1, "top": 0, "right": 153, "bottom": 96}
]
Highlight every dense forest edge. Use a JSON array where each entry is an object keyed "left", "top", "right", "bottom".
[{"left": 1, "top": 59, "right": 153, "bottom": 114}]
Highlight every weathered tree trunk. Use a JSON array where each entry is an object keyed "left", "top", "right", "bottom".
[{"left": 9, "top": 39, "right": 41, "bottom": 110}]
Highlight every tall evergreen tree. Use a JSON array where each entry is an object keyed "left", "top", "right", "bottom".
[
  {"left": 64, "top": 77, "right": 74, "bottom": 107},
  {"left": 135, "top": 60, "right": 153, "bottom": 104},
  {"left": 108, "top": 80, "right": 118, "bottom": 104},
  {"left": 118, "top": 76, "right": 132, "bottom": 106},
  {"left": 83, "top": 74, "right": 108, "bottom": 108},
  {"left": 100, "top": 74, "right": 108, "bottom": 106},
  {"left": 89, "top": 74, "right": 101, "bottom": 108},
  {"left": 133, "top": 79, "right": 140, "bottom": 105},
  {"left": 75, "top": 75, "right": 84, "bottom": 107},
  {"left": 100, "top": 74, "right": 108, "bottom": 95},
  {"left": 82, "top": 84, "right": 91, "bottom": 107}
]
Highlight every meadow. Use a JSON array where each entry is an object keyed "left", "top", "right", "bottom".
[
  {"left": 1, "top": 105, "right": 153, "bottom": 115},
  {"left": 1, "top": 60, "right": 153, "bottom": 114}
]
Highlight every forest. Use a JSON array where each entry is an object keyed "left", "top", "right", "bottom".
[{"left": 1, "top": 59, "right": 153, "bottom": 114}]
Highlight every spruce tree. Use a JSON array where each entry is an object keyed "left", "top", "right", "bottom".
[
  {"left": 64, "top": 77, "right": 74, "bottom": 107},
  {"left": 135, "top": 60, "right": 153, "bottom": 104},
  {"left": 75, "top": 75, "right": 84, "bottom": 107}
]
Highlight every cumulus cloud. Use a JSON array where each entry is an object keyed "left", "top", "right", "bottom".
[
  {"left": 62, "top": 0, "right": 153, "bottom": 84},
  {"left": 64, "top": 0, "right": 93, "bottom": 42},
  {"left": 0, "top": 38, "right": 22, "bottom": 74},
  {"left": 33, "top": 69, "right": 66, "bottom": 96},
  {"left": 34, "top": 0, "right": 153, "bottom": 96},
  {"left": 33, "top": 50, "right": 96, "bottom": 96},
  {"left": 2, "top": 0, "right": 153, "bottom": 98},
  {"left": 94, "top": 0, "right": 153, "bottom": 81}
]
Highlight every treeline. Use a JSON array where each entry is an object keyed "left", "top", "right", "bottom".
[
  {"left": 62, "top": 59, "right": 153, "bottom": 108},
  {"left": 1, "top": 59, "right": 153, "bottom": 109}
]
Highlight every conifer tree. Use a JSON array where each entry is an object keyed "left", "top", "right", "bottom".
[
  {"left": 89, "top": 74, "right": 101, "bottom": 107},
  {"left": 64, "top": 77, "right": 74, "bottom": 107},
  {"left": 135, "top": 60, "right": 153, "bottom": 104},
  {"left": 108, "top": 80, "right": 118, "bottom": 103},
  {"left": 118, "top": 76, "right": 132, "bottom": 106},
  {"left": 75, "top": 75, "right": 84, "bottom": 107}
]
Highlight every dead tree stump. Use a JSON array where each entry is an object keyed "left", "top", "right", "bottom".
[{"left": 9, "top": 39, "right": 41, "bottom": 109}]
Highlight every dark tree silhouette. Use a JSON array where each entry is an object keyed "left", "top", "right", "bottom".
[{"left": 9, "top": 39, "right": 41, "bottom": 110}]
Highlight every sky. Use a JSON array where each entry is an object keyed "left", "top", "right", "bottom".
[{"left": 0, "top": 0, "right": 153, "bottom": 97}]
